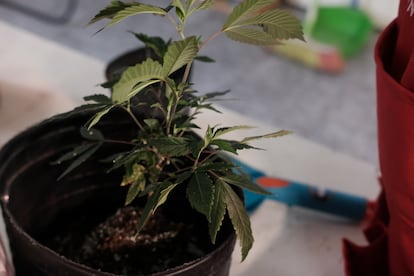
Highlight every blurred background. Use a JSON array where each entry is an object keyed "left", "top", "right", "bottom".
[{"left": 0, "top": 0, "right": 399, "bottom": 165}]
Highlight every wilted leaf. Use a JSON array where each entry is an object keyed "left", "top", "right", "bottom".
[
  {"left": 125, "top": 176, "right": 146, "bottom": 205},
  {"left": 121, "top": 163, "right": 146, "bottom": 186}
]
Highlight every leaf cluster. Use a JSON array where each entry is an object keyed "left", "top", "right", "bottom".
[{"left": 58, "top": 0, "right": 303, "bottom": 261}]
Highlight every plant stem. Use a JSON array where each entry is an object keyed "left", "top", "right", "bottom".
[
  {"left": 199, "top": 30, "right": 223, "bottom": 50},
  {"left": 122, "top": 105, "right": 145, "bottom": 131}
]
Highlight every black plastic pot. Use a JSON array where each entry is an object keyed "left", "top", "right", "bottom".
[{"left": 0, "top": 109, "right": 238, "bottom": 275}]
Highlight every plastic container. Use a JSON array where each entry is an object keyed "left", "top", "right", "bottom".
[{"left": 306, "top": 6, "right": 373, "bottom": 58}]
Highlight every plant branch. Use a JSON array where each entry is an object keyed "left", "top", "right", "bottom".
[
  {"left": 199, "top": 30, "right": 223, "bottom": 50},
  {"left": 121, "top": 105, "right": 145, "bottom": 131}
]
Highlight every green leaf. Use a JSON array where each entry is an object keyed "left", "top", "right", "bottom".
[
  {"left": 154, "top": 183, "right": 178, "bottom": 211},
  {"left": 162, "top": 37, "right": 199, "bottom": 76},
  {"left": 224, "top": 27, "right": 280, "bottom": 45},
  {"left": 88, "top": 1, "right": 129, "bottom": 24},
  {"left": 125, "top": 177, "right": 146, "bottom": 206},
  {"left": 187, "top": 172, "right": 214, "bottom": 221},
  {"left": 214, "top": 125, "right": 254, "bottom": 138},
  {"left": 57, "top": 143, "right": 102, "bottom": 180},
  {"left": 197, "top": 162, "right": 235, "bottom": 172},
  {"left": 211, "top": 139, "right": 255, "bottom": 154},
  {"left": 196, "top": 0, "right": 213, "bottom": 11},
  {"left": 83, "top": 94, "right": 112, "bottom": 104},
  {"left": 87, "top": 105, "right": 115, "bottom": 129},
  {"left": 209, "top": 179, "right": 226, "bottom": 243},
  {"left": 195, "top": 55, "right": 215, "bottom": 63},
  {"left": 220, "top": 173, "right": 270, "bottom": 195},
  {"left": 136, "top": 187, "right": 162, "bottom": 232},
  {"left": 112, "top": 58, "right": 164, "bottom": 103},
  {"left": 222, "top": 182, "right": 253, "bottom": 261},
  {"left": 108, "top": 3, "right": 167, "bottom": 27},
  {"left": 132, "top": 33, "right": 170, "bottom": 58},
  {"left": 223, "top": 0, "right": 276, "bottom": 29},
  {"left": 172, "top": 0, "right": 185, "bottom": 19},
  {"left": 148, "top": 137, "right": 190, "bottom": 156},
  {"left": 121, "top": 163, "right": 146, "bottom": 186},
  {"left": 241, "top": 130, "right": 291, "bottom": 143},
  {"left": 242, "top": 10, "right": 304, "bottom": 41},
  {"left": 52, "top": 143, "right": 96, "bottom": 165}
]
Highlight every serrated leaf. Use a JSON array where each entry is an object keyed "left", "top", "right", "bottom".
[
  {"left": 242, "top": 10, "right": 304, "bottom": 41},
  {"left": 223, "top": 0, "right": 276, "bottom": 29},
  {"left": 88, "top": 1, "right": 129, "bottom": 24},
  {"left": 148, "top": 137, "right": 190, "bottom": 156},
  {"left": 212, "top": 139, "right": 255, "bottom": 154},
  {"left": 209, "top": 179, "right": 226, "bottom": 243},
  {"left": 220, "top": 173, "right": 270, "bottom": 195},
  {"left": 162, "top": 37, "right": 199, "bottom": 76},
  {"left": 125, "top": 177, "right": 146, "bottom": 205},
  {"left": 87, "top": 105, "right": 114, "bottom": 129},
  {"left": 112, "top": 58, "right": 164, "bottom": 104},
  {"left": 196, "top": 0, "right": 213, "bottom": 11},
  {"left": 198, "top": 162, "right": 235, "bottom": 172},
  {"left": 241, "top": 130, "right": 291, "bottom": 143},
  {"left": 189, "top": 139, "right": 204, "bottom": 157},
  {"left": 108, "top": 4, "right": 167, "bottom": 27},
  {"left": 154, "top": 183, "right": 178, "bottom": 211},
  {"left": 83, "top": 94, "right": 112, "bottom": 104},
  {"left": 222, "top": 182, "right": 253, "bottom": 261},
  {"left": 172, "top": 0, "right": 185, "bottom": 19},
  {"left": 57, "top": 143, "right": 102, "bottom": 180},
  {"left": 187, "top": 172, "right": 214, "bottom": 221},
  {"left": 214, "top": 125, "right": 254, "bottom": 138},
  {"left": 143, "top": 118, "right": 160, "bottom": 129},
  {"left": 132, "top": 33, "right": 170, "bottom": 58},
  {"left": 224, "top": 27, "right": 280, "bottom": 45},
  {"left": 121, "top": 163, "right": 146, "bottom": 186}
]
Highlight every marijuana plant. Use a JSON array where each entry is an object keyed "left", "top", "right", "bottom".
[{"left": 57, "top": 0, "right": 303, "bottom": 260}]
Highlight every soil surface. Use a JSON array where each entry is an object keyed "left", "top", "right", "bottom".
[{"left": 41, "top": 206, "right": 212, "bottom": 275}]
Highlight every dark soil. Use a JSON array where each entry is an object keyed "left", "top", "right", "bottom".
[{"left": 41, "top": 205, "right": 212, "bottom": 275}]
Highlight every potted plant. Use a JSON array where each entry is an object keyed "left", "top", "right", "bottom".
[{"left": 0, "top": 0, "right": 303, "bottom": 274}]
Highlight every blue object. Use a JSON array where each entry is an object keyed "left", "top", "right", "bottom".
[{"left": 232, "top": 158, "right": 369, "bottom": 220}]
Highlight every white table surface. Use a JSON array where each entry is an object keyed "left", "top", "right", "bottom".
[{"left": 0, "top": 21, "right": 380, "bottom": 276}]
